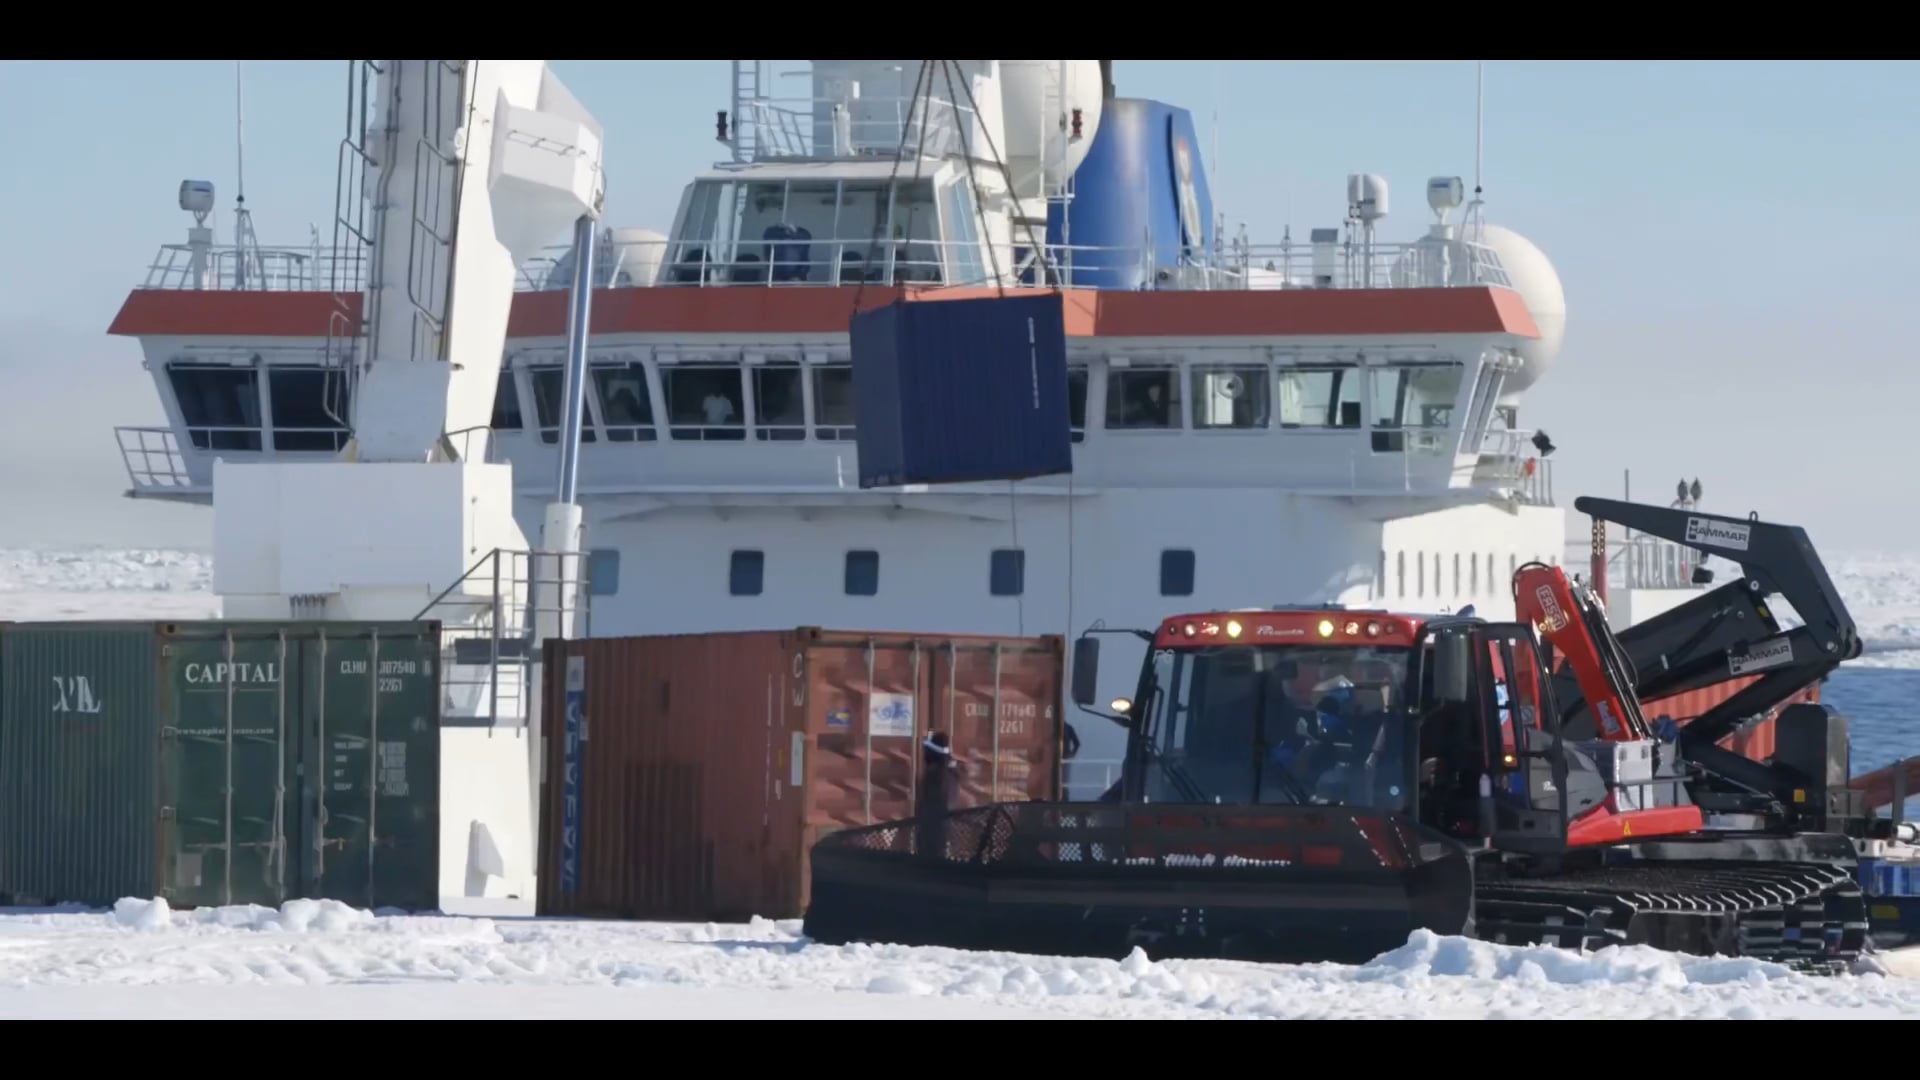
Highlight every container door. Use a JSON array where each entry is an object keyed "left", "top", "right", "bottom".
[
  {"left": 300, "top": 628, "right": 440, "bottom": 911},
  {"left": 803, "top": 639, "right": 930, "bottom": 828},
  {"left": 928, "top": 639, "right": 1063, "bottom": 809},
  {"left": 160, "top": 628, "right": 295, "bottom": 907}
]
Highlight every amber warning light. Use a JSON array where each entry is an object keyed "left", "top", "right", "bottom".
[{"left": 1161, "top": 615, "right": 1403, "bottom": 645}]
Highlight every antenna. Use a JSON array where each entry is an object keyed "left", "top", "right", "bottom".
[
  {"left": 1474, "top": 60, "right": 1484, "bottom": 199},
  {"left": 232, "top": 60, "right": 264, "bottom": 289},
  {"left": 236, "top": 60, "right": 245, "bottom": 210},
  {"left": 1210, "top": 65, "right": 1220, "bottom": 185},
  {"left": 1462, "top": 60, "right": 1487, "bottom": 239}
]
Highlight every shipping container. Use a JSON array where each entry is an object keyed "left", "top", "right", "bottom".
[
  {"left": 536, "top": 626, "right": 1065, "bottom": 922},
  {"left": 0, "top": 619, "right": 440, "bottom": 911},
  {"left": 848, "top": 291, "right": 1074, "bottom": 489},
  {"left": 1639, "top": 675, "right": 1820, "bottom": 764}
]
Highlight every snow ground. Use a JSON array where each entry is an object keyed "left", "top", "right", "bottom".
[
  {"left": 4, "top": 549, "right": 1920, "bottom": 1019},
  {"left": 1, "top": 898, "right": 1917, "bottom": 1020}
]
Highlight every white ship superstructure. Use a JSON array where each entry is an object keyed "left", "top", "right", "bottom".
[{"left": 100, "top": 61, "right": 1713, "bottom": 896}]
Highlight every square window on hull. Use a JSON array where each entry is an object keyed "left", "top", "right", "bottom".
[
  {"left": 845, "top": 550, "right": 879, "bottom": 596},
  {"left": 991, "top": 549, "right": 1025, "bottom": 596},
  {"left": 1161, "top": 549, "right": 1195, "bottom": 596},
  {"left": 730, "top": 550, "right": 764, "bottom": 596}
]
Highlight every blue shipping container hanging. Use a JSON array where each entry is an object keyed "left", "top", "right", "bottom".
[{"left": 849, "top": 293, "right": 1074, "bottom": 489}]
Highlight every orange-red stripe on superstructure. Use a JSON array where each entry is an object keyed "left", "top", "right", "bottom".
[
  {"left": 108, "top": 283, "right": 1537, "bottom": 340},
  {"left": 108, "top": 289, "right": 360, "bottom": 338}
]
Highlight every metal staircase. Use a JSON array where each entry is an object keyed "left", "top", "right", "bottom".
[
  {"left": 416, "top": 547, "right": 594, "bottom": 729},
  {"left": 324, "top": 59, "right": 383, "bottom": 434},
  {"left": 324, "top": 59, "right": 465, "bottom": 438},
  {"left": 729, "top": 61, "right": 762, "bottom": 162}
]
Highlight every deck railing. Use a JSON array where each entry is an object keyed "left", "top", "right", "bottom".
[{"left": 134, "top": 235, "right": 1512, "bottom": 297}]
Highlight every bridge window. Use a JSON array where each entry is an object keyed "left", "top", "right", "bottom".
[
  {"left": 592, "top": 362, "right": 657, "bottom": 442},
  {"left": 753, "top": 360, "right": 806, "bottom": 441},
  {"left": 492, "top": 370, "right": 522, "bottom": 431},
  {"left": 834, "top": 180, "right": 938, "bottom": 285},
  {"left": 1276, "top": 366, "right": 1359, "bottom": 428},
  {"left": 1107, "top": 367, "right": 1179, "bottom": 429},
  {"left": 1368, "top": 362, "right": 1463, "bottom": 452},
  {"left": 729, "top": 550, "right": 763, "bottom": 596},
  {"left": 266, "top": 366, "right": 349, "bottom": 452},
  {"left": 1190, "top": 365, "right": 1269, "bottom": 430},
  {"left": 528, "top": 365, "right": 594, "bottom": 445},
  {"left": 168, "top": 363, "right": 260, "bottom": 451},
  {"left": 663, "top": 363, "right": 744, "bottom": 440},
  {"left": 1160, "top": 549, "right": 1195, "bottom": 596},
  {"left": 990, "top": 549, "right": 1025, "bottom": 596},
  {"left": 845, "top": 550, "right": 879, "bottom": 596},
  {"left": 813, "top": 365, "right": 854, "bottom": 440},
  {"left": 667, "top": 177, "right": 941, "bottom": 287},
  {"left": 941, "top": 179, "right": 987, "bottom": 286}
]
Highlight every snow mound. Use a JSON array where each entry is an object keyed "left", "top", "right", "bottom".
[{"left": 2, "top": 898, "right": 1917, "bottom": 1019}]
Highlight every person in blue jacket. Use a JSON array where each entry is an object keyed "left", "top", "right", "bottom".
[{"left": 1266, "top": 675, "right": 1356, "bottom": 791}]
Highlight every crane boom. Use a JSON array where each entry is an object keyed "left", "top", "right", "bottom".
[
  {"left": 211, "top": 59, "right": 607, "bottom": 908},
  {"left": 348, "top": 60, "right": 605, "bottom": 462}
]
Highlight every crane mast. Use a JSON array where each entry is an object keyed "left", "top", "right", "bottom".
[{"left": 210, "top": 59, "right": 606, "bottom": 908}]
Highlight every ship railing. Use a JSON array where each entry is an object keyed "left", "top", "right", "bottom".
[
  {"left": 418, "top": 547, "right": 594, "bottom": 730},
  {"left": 511, "top": 236, "right": 1513, "bottom": 294},
  {"left": 1064, "top": 757, "right": 1125, "bottom": 802},
  {"left": 140, "top": 243, "right": 369, "bottom": 293},
  {"left": 1605, "top": 532, "right": 1708, "bottom": 590},
  {"left": 130, "top": 236, "right": 1510, "bottom": 296},
  {"left": 115, "top": 425, "right": 196, "bottom": 495},
  {"left": 1465, "top": 427, "right": 1554, "bottom": 505},
  {"left": 445, "top": 425, "right": 505, "bottom": 465},
  {"left": 730, "top": 87, "right": 985, "bottom": 162}
]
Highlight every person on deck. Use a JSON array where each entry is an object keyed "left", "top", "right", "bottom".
[{"left": 915, "top": 731, "right": 963, "bottom": 859}]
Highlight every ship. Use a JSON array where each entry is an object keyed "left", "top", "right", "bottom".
[{"left": 101, "top": 59, "right": 1719, "bottom": 905}]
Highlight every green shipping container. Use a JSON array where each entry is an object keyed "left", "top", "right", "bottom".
[{"left": 0, "top": 619, "right": 441, "bottom": 911}]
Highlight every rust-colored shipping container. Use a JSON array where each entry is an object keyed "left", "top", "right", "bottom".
[
  {"left": 535, "top": 627, "right": 1065, "bottom": 922},
  {"left": 1638, "top": 675, "right": 1820, "bottom": 763}
]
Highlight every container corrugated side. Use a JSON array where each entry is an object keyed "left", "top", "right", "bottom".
[
  {"left": 0, "top": 623, "right": 164, "bottom": 906},
  {"left": 305, "top": 623, "right": 441, "bottom": 912},
  {"left": 795, "top": 629, "right": 1063, "bottom": 909},
  {"left": 848, "top": 292, "right": 1074, "bottom": 489},
  {"left": 0, "top": 619, "right": 440, "bottom": 911},
  {"left": 1641, "top": 675, "right": 1818, "bottom": 764},
  {"left": 536, "top": 628, "right": 1065, "bottom": 922},
  {"left": 538, "top": 631, "right": 794, "bottom": 922}
]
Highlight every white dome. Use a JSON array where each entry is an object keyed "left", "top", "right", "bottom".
[
  {"left": 1473, "top": 223, "right": 1565, "bottom": 398},
  {"left": 998, "top": 60, "right": 1105, "bottom": 188},
  {"left": 538, "top": 225, "right": 667, "bottom": 290},
  {"left": 1389, "top": 222, "right": 1566, "bottom": 397}
]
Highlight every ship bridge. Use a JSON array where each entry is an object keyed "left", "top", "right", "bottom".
[{"left": 107, "top": 60, "right": 1563, "bottom": 520}]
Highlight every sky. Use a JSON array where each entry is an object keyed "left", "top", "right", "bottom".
[{"left": 0, "top": 59, "right": 1913, "bottom": 553}]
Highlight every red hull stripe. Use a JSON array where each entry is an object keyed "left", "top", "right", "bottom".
[{"left": 108, "top": 283, "right": 1539, "bottom": 341}]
